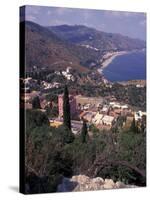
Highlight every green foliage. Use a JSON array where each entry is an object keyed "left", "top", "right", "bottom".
[
  {"left": 54, "top": 125, "right": 74, "bottom": 144},
  {"left": 25, "top": 108, "right": 146, "bottom": 193},
  {"left": 130, "top": 118, "right": 138, "bottom": 133},
  {"left": 45, "top": 93, "right": 58, "bottom": 103},
  {"left": 25, "top": 109, "right": 49, "bottom": 135},
  {"left": 63, "top": 85, "right": 71, "bottom": 130},
  {"left": 32, "top": 96, "right": 41, "bottom": 109},
  {"left": 89, "top": 124, "right": 100, "bottom": 134},
  {"left": 45, "top": 105, "right": 58, "bottom": 118},
  {"left": 25, "top": 109, "right": 75, "bottom": 193},
  {"left": 80, "top": 120, "right": 88, "bottom": 143}
]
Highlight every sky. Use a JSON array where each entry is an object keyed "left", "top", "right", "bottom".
[{"left": 21, "top": 5, "right": 146, "bottom": 40}]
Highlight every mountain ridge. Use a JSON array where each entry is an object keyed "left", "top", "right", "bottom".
[
  {"left": 22, "top": 20, "right": 146, "bottom": 73},
  {"left": 48, "top": 24, "right": 145, "bottom": 51}
]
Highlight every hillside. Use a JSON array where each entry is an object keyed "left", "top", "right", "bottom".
[
  {"left": 23, "top": 21, "right": 87, "bottom": 72},
  {"left": 48, "top": 25, "right": 145, "bottom": 52},
  {"left": 22, "top": 21, "right": 146, "bottom": 73},
  {"left": 22, "top": 21, "right": 101, "bottom": 72}
]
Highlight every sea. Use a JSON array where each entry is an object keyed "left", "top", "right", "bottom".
[{"left": 103, "top": 50, "right": 146, "bottom": 82}]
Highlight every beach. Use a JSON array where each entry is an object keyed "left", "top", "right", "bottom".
[
  {"left": 100, "top": 50, "right": 146, "bottom": 82},
  {"left": 98, "top": 51, "right": 128, "bottom": 74}
]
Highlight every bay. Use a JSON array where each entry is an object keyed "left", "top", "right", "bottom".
[{"left": 103, "top": 50, "right": 146, "bottom": 82}]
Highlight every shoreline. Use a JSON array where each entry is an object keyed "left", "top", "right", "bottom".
[
  {"left": 97, "top": 49, "right": 146, "bottom": 83},
  {"left": 98, "top": 51, "right": 129, "bottom": 74}
]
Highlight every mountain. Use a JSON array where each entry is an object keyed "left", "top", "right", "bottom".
[
  {"left": 20, "top": 21, "right": 95, "bottom": 72},
  {"left": 48, "top": 25, "right": 145, "bottom": 52},
  {"left": 21, "top": 21, "right": 146, "bottom": 73}
]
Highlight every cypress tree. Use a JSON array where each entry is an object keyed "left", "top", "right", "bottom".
[
  {"left": 130, "top": 118, "right": 138, "bottom": 133},
  {"left": 63, "top": 85, "right": 71, "bottom": 130},
  {"left": 81, "top": 120, "right": 88, "bottom": 143},
  {"left": 32, "top": 96, "right": 41, "bottom": 109}
]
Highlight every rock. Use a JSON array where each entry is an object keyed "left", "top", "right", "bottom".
[
  {"left": 72, "top": 175, "right": 90, "bottom": 184},
  {"left": 92, "top": 177, "right": 104, "bottom": 184},
  {"left": 103, "top": 179, "right": 115, "bottom": 189},
  {"left": 57, "top": 175, "right": 137, "bottom": 192},
  {"left": 115, "top": 181, "right": 126, "bottom": 188}
]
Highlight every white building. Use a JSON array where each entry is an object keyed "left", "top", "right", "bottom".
[
  {"left": 102, "top": 115, "right": 115, "bottom": 126},
  {"left": 101, "top": 105, "right": 109, "bottom": 113},
  {"left": 62, "top": 67, "right": 74, "bottom": 81},
  {"left": 121, "top": 104, "right": 128, "bottom": 109},
  {"left": 134, "top": 111, "right": 146, "bottom": 121},
  {"left": 92, "top": 112, "right": 103, "bottom": 125}
]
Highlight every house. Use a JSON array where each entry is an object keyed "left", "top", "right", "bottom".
[
  {"left": 102, "top": 115, "right": 115, "bottom": 126},
  {"left": 121, "top": 104, "right": 128, "bottom": 109},
  {"left": 92, "top": 112, "right": 103, "bottom": 125},
  {"left": 134, "top": 111, "right": 146, "bottom": 121},
  {"left": 62, "top": 67, "right": 75, "bottom": 81},
  {"left": 101, "top": 105, "right": 109, "bottom": 114},
  {"left": 81, "top": 111, "right": 96, "bottom": 123}
]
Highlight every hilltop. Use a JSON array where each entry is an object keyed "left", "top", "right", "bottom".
[
  {"left": 48, "top": 24, "right": 145, "bottom": 52},
  {"left": 22, "top": 21, "right": 101, "bottom": 72},
  {"left": 21, "top": 21, "right": 145, "bottom": 73}
]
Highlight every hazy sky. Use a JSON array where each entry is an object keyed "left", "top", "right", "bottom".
[{"left": 22, "top": 5, "right": 146, "bottom": 40}]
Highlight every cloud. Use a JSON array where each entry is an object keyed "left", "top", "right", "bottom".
[
  {"left": 139, "top": 19, "right": 146, "bottom": 27},
  {"left": 47, "top": 10, "right": 52, "bottom": 15},
  {"left": 83, "top": 11, "right": 91, "bottom": 21},
  {"left": 104, "top": 10, "right": 143, "bottom": 18},
  {"left": 26, "top": 6, "right": 41, "bottom": 15},
  {"left": 54, "top": 7, "right": 73, "bottom": 16},
  {"left": 48, "top": 19, "right": 71, "bottom": 26},
  {"left": 26, "top": 15, "right": 37, "bottom": 21}
]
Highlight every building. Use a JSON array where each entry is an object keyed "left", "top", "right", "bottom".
[
  {"left": 81, "top": 111, "right": 96, "bottom": 123},
  {"left": 101, "top": 105, "right": 109, "bottom": 114},
  {"left": 134, "top": 111, "right": 146, "bottom": 121},
  {"left": 92, "top": 112, "right": 103, "bottom": 125},
  {"left": 92, "top": 112, "right": 115, "bottom": 127},
  {"left": 58, "top": 94, "right": 77, "bottom": 118},
  {"left": 61, "top": 67, "right": 75, "bottom": 81},
  {"left": 102, "top": 115, "right": 115, "bottom": 126},
  {"left": 75, "top": 95, "right": 103, "bottom": 107}
]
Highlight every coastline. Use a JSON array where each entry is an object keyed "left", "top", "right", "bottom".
[
  {"left": 98, "top": 51, "right": 129, "bottom": 74},
  {"left": 98, "top": 49, "right": 146, "bottom": 82}
]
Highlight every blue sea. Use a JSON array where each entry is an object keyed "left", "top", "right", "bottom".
[{"left": 103, "top": 50, "right": 146, "bottom": 82}]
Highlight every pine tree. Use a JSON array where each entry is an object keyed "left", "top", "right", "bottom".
[
  {"left": 130, "top": 118, "right": 138, "bottom": 133},
  {"left": 63, "top": 85, "right": 71, "bottom": 130},
  {"left": 81, "top": 120, "right": 88, "bottom": 143},
  {"left": 32, "top": 96, "right": 41, "bottom": 109}
]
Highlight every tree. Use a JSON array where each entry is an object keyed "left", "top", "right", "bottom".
[
  {"left": 63, "top": 85, "right": 71, "bottom": 130},
  {"left": 81, "top": 120, "right": 88, "bottom": 143},
  {"left": 130, "top": 118, "right": 138, "bottom": 133},
  {"left": 25, "top": 109, "right": 49, "bottom": 136},
  {"left": 32, "top": 96, "right": 41, "bottom": 109}
]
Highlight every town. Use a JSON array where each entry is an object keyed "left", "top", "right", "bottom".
[{"left": 20, "top": 67, "right": 146, "bottom": 136}]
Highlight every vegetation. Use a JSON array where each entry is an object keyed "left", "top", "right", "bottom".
[
  {"left": 32, "top": 96, "right": 41, "bottom": 109},
  {"left": 80, "top": 120, "right": 88, "bottom": 143},
  {"left": 25, "top": 108, "right": 146, "bottom": 194},
  {"left": 63, "top": 85, "right": 71, "bottom": 130},
  {"left": 23, "top": 21, "right": 145, "bottom": 74},
  {"left": 68, "top": 83, "right": 146, "bottom": 110},
  {"left": 25, "top": 109, "right": 74, "bottom": 194},
  {"left": 23, "top": 20, "right": 146, "bottom": 194}
]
